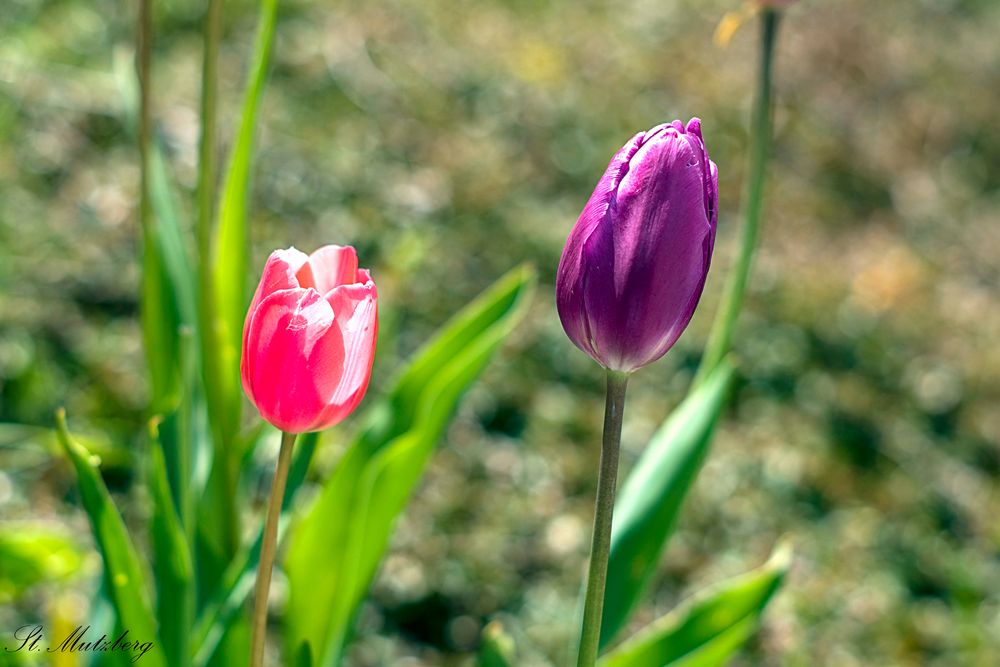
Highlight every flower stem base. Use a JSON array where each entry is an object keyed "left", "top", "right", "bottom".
[
  {"left": 577, "top": 371, "right": 629, "bottom": 667},
  {"left": 249, "top": 431, "right": 296, "bottom": 667}
]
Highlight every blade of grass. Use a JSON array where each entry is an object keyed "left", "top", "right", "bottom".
[{"left": 54, "top": 410, "right": 167, "bottom": 667}]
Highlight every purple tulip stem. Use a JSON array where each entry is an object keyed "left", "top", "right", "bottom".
[
  {"left": 577, "top": 371, "right": 629, "bottom": 667},
  {"left": 249, "top": 431, "right": 297, "bottom": 667}
]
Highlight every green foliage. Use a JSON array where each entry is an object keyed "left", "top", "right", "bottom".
[
  {"left": 599, "top": 541, "right": 791, "bottom": 667},
  {"left": 0, "top": 527, "right": 82, "bottom": 603},
  {"left": 54, "top": 411, "right": 168, "bottom": 667},
  {"left": 148, "top": 420, "right": 194, "bottom": 667},
  {"left": 206, "top": 0, "right": 279, "bottom": 451},
  {"left": 116, "top": 43, "right": 197, "bottom": 417},
  {"left": 286, "top": 265, "right": 536, "bottom": 667}
]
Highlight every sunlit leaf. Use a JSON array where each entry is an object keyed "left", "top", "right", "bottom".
[
  {"left": 207, "top": 0, "right": 279, "bottom": 450},
  {"left": 192, "top": 1, "right": 281, "bottom": 592},
  {"left": 54, "top": 410, "right": 167, "bottom": 667},
  {"left": 286, "top": 265, "right": 536, "bottom": 667},
  {"left": 0, "top": 527, "right": 82, "bottom": 603},
  {"left": 599, "top": 541, "right": 791, "bottom": 667}
]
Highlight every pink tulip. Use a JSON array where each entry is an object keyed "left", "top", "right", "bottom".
[{"left": 241, "top": 245, "right": 378, "bottom": 433}]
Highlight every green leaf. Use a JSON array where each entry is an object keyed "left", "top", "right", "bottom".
[
  {"left": 295, "top": 642, "right": 314, "bottom": 667},
  {"left": 286, "top": 265, "right": 536, "bottom": 667},
  {"left": 478, "top": 621, "right": 516, "bottom": 667},
  {"left": 54, "top": 410, "right": 168, "bottom": 667},
  {"left": 207, "top": 0, "right": 279, "bottom": 450},
  {"left": 115, "top": 48, "right": 197, "bottom": 415},
  {"left": 598, "top": 541, "right": 791, "bottom": 667},
  {"left": 191, "top": 432, "right": 319, "bottom": 667},
  {"left": 148, "top": 420, "right": 194, "bottom": 667},
  {"left": 0, "top": 527, "right": 83, "bottom": 603},
  {"left": 194, "top": 0, "right": 280, "bottom": 579},
  {"left": 601, "top": 363, "right": 735, "bottom": 648},
  {"left": 139, "top": 149, "right": 197, "bottom": 415}
]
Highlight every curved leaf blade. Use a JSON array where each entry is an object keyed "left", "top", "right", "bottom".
[
  {"left": 599, "top": 541, "right": 791, "bottom": 667},
  {"left": 286, "top": 265, "right": 536, "bottom": 667},
  {"left": 54, "top": 411, "right": 167, "bottom": 667}
]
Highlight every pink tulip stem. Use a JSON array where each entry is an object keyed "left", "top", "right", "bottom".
[
  {"left": 577, "top": 371, "right": 629, "bottom": 667},
  {"left": 249, "top": 430, "right": 297, "bottom": 667}
]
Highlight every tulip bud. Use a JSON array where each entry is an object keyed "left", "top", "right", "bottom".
[
  {"left": 241, "top": 245, "right": 378, "bottom": 433},
  {"left": 556, "top": 119, "right": 718, "bottom": 373}
]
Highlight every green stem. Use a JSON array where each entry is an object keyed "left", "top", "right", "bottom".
[
  {"left": 577, "top": 371, "right": 629, "bottom": 667},
  {"left": 249, "top": 431, "right": 296, "bottom": 667},
  {"left": 195, "top": 0, "right": 239, "bottom": 558},
  {"left": 137, "top": 0, "right": 152, "bottom": 237},
  {"left": 196, "top": 0, "right": 223, "bottom": 266},
  {"left": 695, "top": 9, "right": 781, "bottom": 386}
]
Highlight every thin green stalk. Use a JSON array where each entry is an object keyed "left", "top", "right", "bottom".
[
  {"left": 249, "top": 431, "right": 296, "bottom": 667},
  {"left": 577, "top": 371, "right": 629, "bottom": 667},
  {"left": 137, "top": 0, "right": 152, "bottom": 237},
  {"left": 695, "top": 9, "right": 781, "bottom": 386},
  {"left": 197, "top": 0, "right": 223, "bottom": 266},
  {"left": 195, "top": 0, "right": 239, "bottom": 558}
]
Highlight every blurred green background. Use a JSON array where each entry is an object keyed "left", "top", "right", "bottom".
[{"left": 2, "top": 0, "right": 1000, "bottom": 664}]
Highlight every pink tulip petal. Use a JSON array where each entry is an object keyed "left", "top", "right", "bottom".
[
  {"left": 248, "top": 247, "right": 310, "bottom": 312},
  {"left": 307, "top": 278, "right": 378, "bottom": 430},
  {"left": 296, "top": 245, "right": 359, "bottom": 294},
  {"left": 242, "top": 248, "right": 311, "bottom": 391},
  {"left": 243, "top": 288, "right": 346, "bottom": 434}
]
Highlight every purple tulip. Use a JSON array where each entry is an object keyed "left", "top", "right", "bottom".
[{"left": 556, "top": 118, "right": 718, "bottom": 373}]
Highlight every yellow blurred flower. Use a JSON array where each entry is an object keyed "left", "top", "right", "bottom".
[{"left": 715, "top": 1, "right": 798, "bottom": 47}]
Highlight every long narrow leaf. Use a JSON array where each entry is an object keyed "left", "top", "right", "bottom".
[
  {"left": 195, "top": 0, "right": 281, "bottom": 583},
  {"left": 207, "top": 0, "right": 279, "bottom": 450},
  {"left": 54, "top": 411, "right": 167, "bottom": 667},
  {"left": 286, "top": 265, "right": 536, "bottom": 667},
  {"left": 116, "top": 47, "right": 197, "bottom": 416},
  {"left": 117, "top": 48, "right": 200, "bottom": 536},
  {"left": 598, "top": 541, "right": 791, "bottom": 667},
  {"left": 601, "top": 362, "right": 735, "bottom": 648},
  {"left": 148, "top": 420, "right": 194, "bottom": 667}
]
